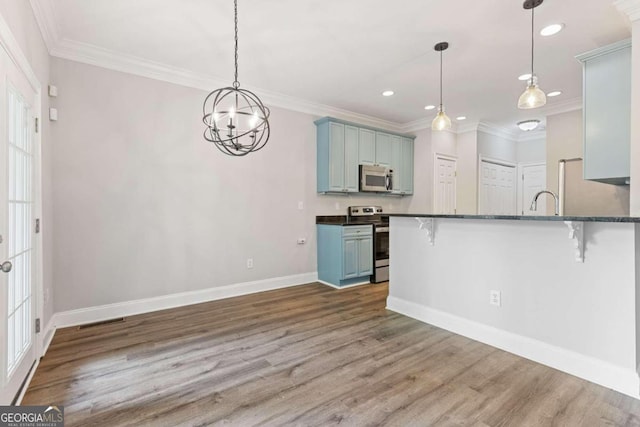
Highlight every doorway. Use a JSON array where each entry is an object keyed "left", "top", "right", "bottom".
[
  {"left": 478, "top": 158, "right": 517, "bottom": 215},
  {"left": 518, "top": 163, "right": 547, "bottom": 215},
  {"left": 0, "top": 41, "right": 42, "bottom": 404},
  {"left": 434, "top": 154, "right": 457, "bottom": 214}
]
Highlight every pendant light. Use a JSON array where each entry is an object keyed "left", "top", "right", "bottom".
[
  {"left": 432, "top": 42, "right": 452, "bottom": 131},
  {"left": 518, "top": 0, "right": 547, "bottom": 109},
  {"left": 202, "top": 0, "right": 270, "bottom": 156}
]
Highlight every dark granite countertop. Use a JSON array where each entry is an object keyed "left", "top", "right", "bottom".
[
  {"left": 316, "top": 216, "right": 382, "bottom": 226},
  {"left": 388, "top": 214, "right": 640, "bottom": 223}
]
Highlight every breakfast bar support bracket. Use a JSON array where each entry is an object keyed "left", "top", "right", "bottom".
[
  {"left": 564, "top": 221, "right": 584, "bottom": 263},
  {"left": 415, "top": 218, "right": 435, "bottom": 245}
]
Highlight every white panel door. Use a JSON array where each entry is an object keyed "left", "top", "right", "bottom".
[
  {"left": 520, "top": 163, "right": 546, "bottom": 215},
  {"left": 479, "top": 161, "right": 516, "bottom": 215},
  {"left": 434, "top": 156, "right": 456, "bottom": 214},
  {"left": 0, "top": 45, "right": 37, "bottom": 405}
]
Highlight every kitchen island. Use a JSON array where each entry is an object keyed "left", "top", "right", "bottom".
[{"left": 387, "top": 214, "right": 640, "bottom": 399}]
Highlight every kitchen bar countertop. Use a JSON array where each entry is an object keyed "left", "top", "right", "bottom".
[
  {"left": 316, "top": 216, "right": 385, "bottom": 226},
  {"left": 388, "top": 213, "right": 640, "bottom": 223}
]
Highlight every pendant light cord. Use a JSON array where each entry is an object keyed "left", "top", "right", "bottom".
[
  {"left": 233, "top": 0, "right": 240, "bottom": 89},
  {"left": 439, "top": 49, "right": 443, "bottom": 107},
  {"left": 530, "top": 6, "right": 535, "bottom": 79}
]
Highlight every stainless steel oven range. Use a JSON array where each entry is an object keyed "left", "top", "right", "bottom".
[{"left": 347, "top": 206, "right": 389, "bottom": 283}]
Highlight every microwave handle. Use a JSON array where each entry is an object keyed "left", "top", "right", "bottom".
[{"left": 386, "top": 170, "right": 393, "bottom": 190}]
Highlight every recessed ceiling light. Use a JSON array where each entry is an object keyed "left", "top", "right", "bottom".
[
  {"left": 424, "top": 105, "right": 436, "bottom": 110},
  {"left": 518, "top": 73, "right": 532, "bottom": 81},
  {"left": 382, "top": 90, "right": 394, "bottom": 97},
  {"left": 517, "top": 119, "right": 541, "bottom": 131},
  {"left": 456, "top": 116, "right": 467, "bottom": 121},
  {"left": 540, "top": 24, "right": 565, "bottom": 36},
  {"left": 547, "top": 91, "right": 562, "bottom": 97}
]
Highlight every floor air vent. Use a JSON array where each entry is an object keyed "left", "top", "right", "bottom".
[{"left": 78, "top": 317, "right": 126, "bottom": 330}]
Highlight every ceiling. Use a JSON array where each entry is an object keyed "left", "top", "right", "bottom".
[{"left": 30, "top": 0, "right": 631, "bottom": 134}]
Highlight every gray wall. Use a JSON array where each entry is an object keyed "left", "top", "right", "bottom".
[{"left": 49, "top": 58, "right": 416, "bottom": 312}]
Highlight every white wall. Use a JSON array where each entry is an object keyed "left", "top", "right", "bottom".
[
  {"left": 477, "top": 130, "right": 516, "bottom": 163},
  {"left": 406, "top": 127, "right": 431, "bottom": 213},
  {"left": 49, "top": 58, "right": 415, "bottom": 312},
  {"left": 516, "top": 135, "right": 546, "bottom": 164},
  {"left": 0, "top": 2, "right": 53, "bottom": 326}
]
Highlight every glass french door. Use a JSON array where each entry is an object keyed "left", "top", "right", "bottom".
[{"left": 0, "top": 45, "right": 37, "bottom": 405}]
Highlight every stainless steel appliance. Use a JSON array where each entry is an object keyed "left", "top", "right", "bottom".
[
  {"left": 359, "top": 165, "right": 393, "bottom": 193},
  {"left": 348, "top": 206, "right": 389, "bottom": 283}
]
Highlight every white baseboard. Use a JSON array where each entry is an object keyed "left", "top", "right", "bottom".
[
  {"left": 40, "top": 316, "right": 56, "bottom": 356},
  {"left": 317, "top": 279, "right": 371, "bottom": 289},
  {"left": 387, "top": 296, "right": 640, "bottom": 400},
  {"left": 52, "top": 272, "right": 318, "bottom": 329}
]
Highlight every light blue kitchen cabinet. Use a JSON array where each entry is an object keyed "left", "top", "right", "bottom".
[
  {"left": 358, "top": 128, "right": 376, "bottom": 165},
  {"left": 317, "top": 224, "right": 373, "bottom": 287},
  {"left": 390, "top": 136, "right": 414, "bottom": 195},
  {"left": 375, "top": 132, "right": 392, "bottom": 167},
  {"left": 577, "top": 39, "right": 631, "bottom": 185},
  {"left": 316, "top": 117, "right": 415, "bottom": 195},
  {"left": 316, "top": 119, "right": 358, "bottom": 193},
  {"left": 390, "top": 135, "right": 403, "bottom": 193},
  {"left": 401, "top": 137, "right": 414, "bottom": 194},
  {"left": 344, "top": 125, "right": 359, "bottom": 191}
]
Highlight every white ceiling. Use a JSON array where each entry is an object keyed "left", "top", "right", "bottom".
[{"left": 30, "top": 0, "right": 631, "bottom": 134}]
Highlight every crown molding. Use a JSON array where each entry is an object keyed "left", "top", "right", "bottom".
[
  {"left": 29, "top": 0, "right": 59, "bottom": 52},
  {"left": 50, "top": 38, "right": 404, "bottom": 132},
  {"left": 614, "top": 0, "right": 640, "bottom": 22},
  {"left": 478, "top": 122, "right": 519, "bottom": 142},
  {"left": 541, "top": 97, "right": 583, "bottom": 117}
]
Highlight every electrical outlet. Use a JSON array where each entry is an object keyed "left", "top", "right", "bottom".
[
  {"left": 298, "top": 201, "right": 304, "bottom": 210},
  {"left": 297, "top": 238, "right": 307, "bottom": 245},
  {"left": 335, "top": 202, "right": 340, "bottom": 210},
  {"left": 489, "top": 290, "right": 501, "bottom": 307},
  {"left": 246, "top": 258, "right": 254, "bottom": 269}
]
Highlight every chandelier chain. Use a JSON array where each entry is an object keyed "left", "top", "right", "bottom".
[{"left": 233, "top": 0, "right": 239, "bottom": 89}]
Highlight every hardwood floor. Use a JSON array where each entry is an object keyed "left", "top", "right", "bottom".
[{"left": 23, "top": 282, "right": 640, "bottom": 426}]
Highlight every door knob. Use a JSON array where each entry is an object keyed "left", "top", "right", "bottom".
[{"left": 1, "top": 261, "right": 12, "bottom": 273}]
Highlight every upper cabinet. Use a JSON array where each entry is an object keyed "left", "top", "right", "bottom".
[
  {"left": 577, "top": 39, "right": 631, "bottom": 185},
  {"left": 316, "top": 121, "right": 359, "bottom": 193},
  {"left": 315, "top": 117, "right": 415, "bottom": 195},
  {"left": 358, "top": 128, "right": 376, "bottom": 165}
]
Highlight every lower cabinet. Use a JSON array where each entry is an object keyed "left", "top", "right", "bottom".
[{"left": 317, "top": 224, "right": 373, "bottom": 287}]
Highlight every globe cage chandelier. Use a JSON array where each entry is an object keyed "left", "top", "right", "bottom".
[{"left": 202, "top": 0, "right": 270, "bottom": 156}]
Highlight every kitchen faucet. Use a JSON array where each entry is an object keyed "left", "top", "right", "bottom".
[{"left": 530, "top": 190, "right": 560, "bottom": 216}]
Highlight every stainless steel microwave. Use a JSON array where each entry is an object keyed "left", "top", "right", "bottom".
[{"left": 360, "top": 165, "right": 393, "bottom": 192}]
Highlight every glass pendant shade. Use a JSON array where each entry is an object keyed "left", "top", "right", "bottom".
[
  {"left": 432, "top": 106, "right": 452, "bottom": 131},
  {"left": 518, "top": 76, "right": 546, "bottom": 109}
]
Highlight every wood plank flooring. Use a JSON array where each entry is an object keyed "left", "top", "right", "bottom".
[{"left": 23, "top": 282, "right": 640, "bottom": 426}]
